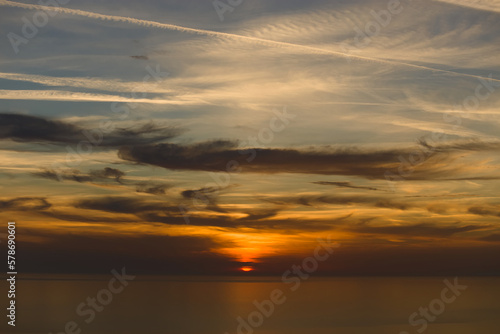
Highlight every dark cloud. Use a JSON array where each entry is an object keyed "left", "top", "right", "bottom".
[
  {"left": 181, "top": 186, "right": 220, "bottom": 200},
  {"left": 0, "top": 113, "right": 80, "bottom": 143},
  {"left": 74, "top": 196, "right": 235, "bottom": 227},
  {"left": 40, "top": 210, "right": 138, "bottom": 223},
  {"left": 468, "top": 206, "right": 500, "bottom": 217},
  {"left": 70, "top": 196, "right": 338, "bottom": 229},
  {"left": 181, "top": 185, "right": 230, "bottom": 213},
  {"left": 138, "top": 211, "right": 346, "bottom": 230},
  {"left": 135, "top": 182, "right": 171, "bottom": 195},
  {"left": 181, "top": 185, "right": 234, "bottom": 213},
  {"left": 130, "top": 55, "right": 149, "bottom": 60},
  {"left": 478, "top": 234, "right": 500, "bottom": 242},
  {"left": 118, "top": 140, "right": 406, "bottom": 177},
  {"left": 264, "top": 194, "right": 414, "bottom": 211},
  {"left": 14, "top": 223, "right": 500, "bottom": 275},
  {"left": 34, "top": 167, "right": 174, "bottom": 196},
  {"left": 75, "top": 196, "right": 180, "bottom": 215},
  {"left": 239, "top": 208, "right": 282, "bottom": 221},
  {"left": 93, "top": 167, "right": 125, "bottom": 181},
  {"left": 0, "top": 197, "right": 51, "bottom": 211},
  {"left": 16, "top": 227, "right": 237, "bottom": 275},
  {"left": 256, "top": 244, "right": 500, "bottom": 276},
  {"left": 34, "top": 167, "right": 125, "bottom": 183},
  {"left": 118, "top": 139, "right": 500, "bottom": 179},
  {"left": 312, "top": 181, "right": 380, "bottom": 191},
  {"left": 419, "top": 138, "right": 500, "bottom": 152},
  {"left": 0, "top": 113, "right": 181, "bottom": 147},
  {"left": 347, "top": 222, "right": 488, "bottom": 238}
]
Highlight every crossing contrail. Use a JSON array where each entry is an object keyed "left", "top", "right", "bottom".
[{"left": 2, "top": 0, "right": 500, "bottom": 83}]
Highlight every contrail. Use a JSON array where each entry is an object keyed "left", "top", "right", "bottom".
[
  {"left": 432, "top": 0, "right": 500, "bottom": 14},
  {"left": 0, "top": 89, "right": 203, "bottom": 105},
  {"left": 2, "top": 0, "right": 500, "bottom": 83},
  {"left": 0, "top": 72, "right": 174, "bottom": 93}
]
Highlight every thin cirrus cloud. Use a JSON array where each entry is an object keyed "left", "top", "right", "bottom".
[
  {"left": 346, "top": 222, "right": 490, "bottom": 238},
  {"left": 312, "top": 181, "right": 380, "bottom": 191},
  {"left": 1, "top": 0, "right": 500, "bottom": 84},
  {"left": 433, "top": 0, "right": 500, "bottom": 14},
  {"left": 263, "top": 194, "right": 415, "bottom": 211},
  {"left": 0, "top": 89, "right": 202, "bottom": 105},
  {"left": 0, "top": 72, "right": 173, "bottom": 93}
]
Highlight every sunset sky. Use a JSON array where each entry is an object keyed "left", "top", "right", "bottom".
[{"left": 1, "top": 0, "right": 500, "bottom": 276}]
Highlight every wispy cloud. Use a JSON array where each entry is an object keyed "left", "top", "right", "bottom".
[
  {"left": 2, "top": 0, "right": 500, "bottom": 84},
  {"left": 0, "top": 72, "right": 172, "bottom": 93},
  {"left": 433, "top": 0, "right": 500, "bottom": 14},
  {"left": 0, "top": 89, "right": 202, "bottom": 104},
  {"left": 312, "top": 181, "right": 380, "bottom": 191}
]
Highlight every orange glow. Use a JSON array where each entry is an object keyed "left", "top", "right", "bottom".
[{"left": 240, "top": 266, "right": 254, "bottom": 272}]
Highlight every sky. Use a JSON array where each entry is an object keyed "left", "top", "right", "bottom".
[{"left": 0, "top": 0, "right": 500, "bottom": 276}]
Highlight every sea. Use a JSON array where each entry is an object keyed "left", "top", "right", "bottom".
[{"left": 2, "top": 276, "right": 499, "bottom": 334}]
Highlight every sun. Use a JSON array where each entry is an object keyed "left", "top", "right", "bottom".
[{"left": 240, "top": 266, "right": 254, "bottom": 272}]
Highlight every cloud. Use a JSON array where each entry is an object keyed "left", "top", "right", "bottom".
[
  {"left": 239, "top": 208, "right": 282, "bottom": 221},
  {"left": 118, "top": 139, "right": 500, "bottom": 179},
  {"left": 433, "top": 0, "right": 500, "bottom": 14},
  {"left": 118, "top": 140, "right": 403, "bottom": 177},
  {"left": 40, "top": 210, "right": 138, "bottom": 223},
  {"left": 264, "top": 194, "right": 414, "bottom": 211},
  {"left": 0, "top": 197, "right": 51, "bottom": 211},
  {"left": 130, "top": 55, "right": 149, "bottom": 60},
  {"left": 34, "top": 167, "right": 125, "bottom": 183},
  {"left": 33, "top": 167, "right": 174, "bottom": 196},
  {"left": 135, "top": 182, "right": 172, "bottom": 195},
  {"left": 348, "top": 222, "right": 488, "bottom": 238},
  {"left": 74, "top": 196, "right": 236, "bottom": 227},
  {"left": 468, "top": 206, "right": 500, "bottom": 217},
  {"left": 0, "top": 90, "right": 197, "bottom": 104},
  {"left": 0, "top": 72, "right": 171, "bottom": 94},
  {"left": 2, "top": 0, "right": 500, "bottom": 84},
  {"left": 0, "top": 113, "right": 181, "bottom": 147},
  {"left": 181, "top": 186, "right": 228, "bottom": 213},
  {"left": 312, "top": 181, "right": 380, "bottom": 191},
  {"left": 478, "top": 233, "right": 500, "bottom": 242},
  {"left": 16, "top": 228, "right": 236, "bottom": 275},
  {"left": 419, "top": 138, "right": 500, "bottom": 152},
  {"left": 256, "top": 243, "right": 500, "bottom": 276},
  {"left": 118, "top": 140, "right": 500, "bottom": 181},
  {"left": 75, "top": 196, "right": 180, "bottom": 215},
  {"left": 69, "top": 195, "right": 341, "bottom": 229}
]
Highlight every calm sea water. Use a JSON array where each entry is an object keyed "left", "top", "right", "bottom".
[{"left": 2, "top": 276, "right": 499, "bottom": 334}]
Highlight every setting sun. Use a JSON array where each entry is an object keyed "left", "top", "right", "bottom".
[{"left": 240, "top": 266, "right": 254, "bottom": 272}]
